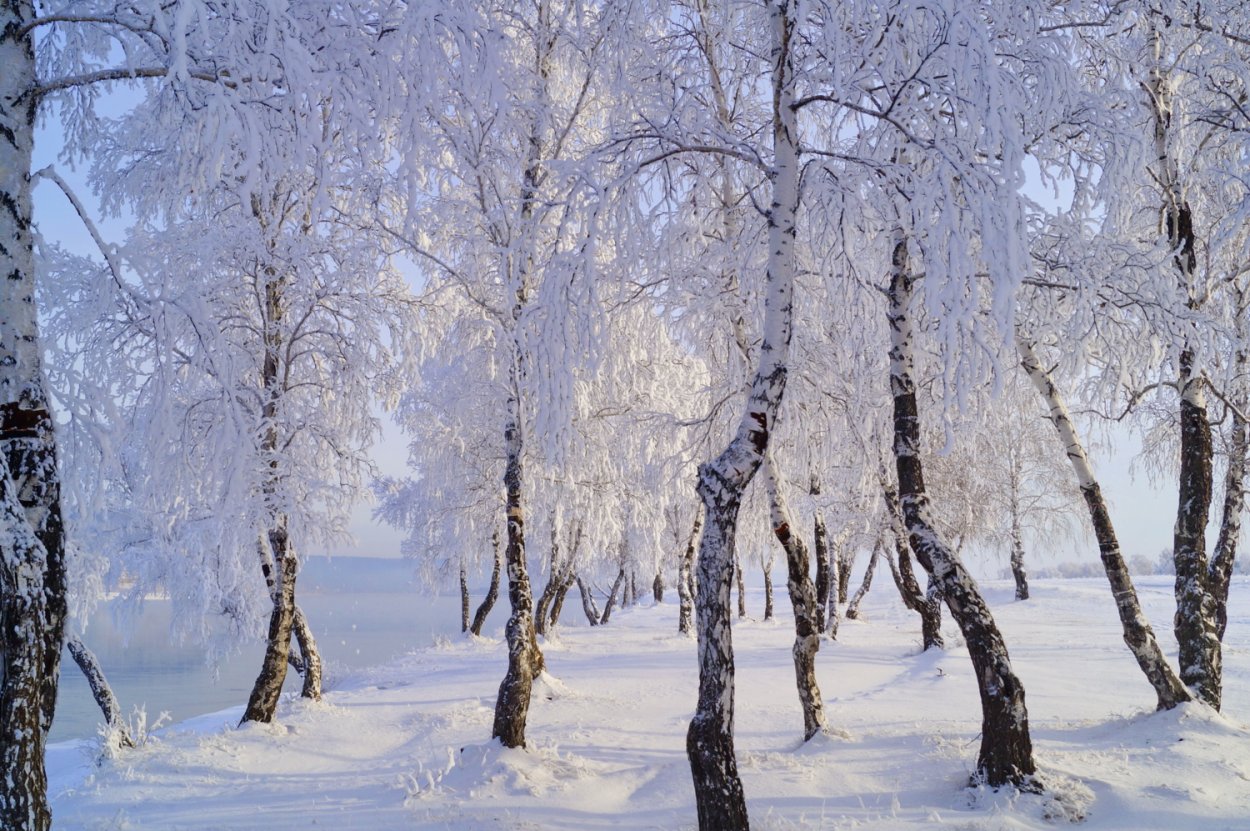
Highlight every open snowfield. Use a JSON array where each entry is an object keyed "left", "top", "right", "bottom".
[{"left": 47, "top": 576, "right": 1250, "bottom": 830}]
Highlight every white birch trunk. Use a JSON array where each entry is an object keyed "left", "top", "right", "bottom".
[
  {"left": 1016, "top": 336, "right": 1190, "bottom": 709},
  {"left": 687, "top": 4, "right": 799, "bottom": 827},
  {"left": 890, "top": 232, "right": 1035, "bottom": 787},
  {"left": 1, "top": 7, "right": 69, "bottom": 826}
]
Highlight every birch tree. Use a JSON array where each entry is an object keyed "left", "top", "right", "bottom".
[{"left": 4, "top": 1, "right": 350, "bottom": 823}]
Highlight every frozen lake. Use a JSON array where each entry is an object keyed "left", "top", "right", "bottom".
[{"left": 52, "top": 557, "right": 470, "bottom": 743}]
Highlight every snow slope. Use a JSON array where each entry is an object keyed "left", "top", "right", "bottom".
[{"left": 48, "top": 577, "right": 1250, "bottom": 830}]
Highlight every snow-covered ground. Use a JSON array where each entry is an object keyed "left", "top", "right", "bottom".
[{"left": 48, "top": 576, "right": 1250, "bottom": 830}]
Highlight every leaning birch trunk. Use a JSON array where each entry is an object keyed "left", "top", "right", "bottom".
[
  {"left": 845, "top": 540, "right": 880, "bottom": 620},
  {"left": 243, "top": 525, "right": 297, "bottom": 723},
  {"left": 576, "top": 575, "right": 601, "bottom": 626},
  {"left": 678, "top": 515, "right": 701, "bottom": 636},
  {"left": 1017, "top": 336, "right": 1190, "bottom": 708},
  {"left": 1211, "top": 406, "right": 1246, "bottom": 641},
  {"left": 600, "top": 567, "right": 627, "bottom": 624},
  {"left": 883, "top": 483, "right": 943, "bottom": 649},
  {"left": 1, "top": 10, "right": 70, "bottom": 823},
  {"left": 889, "top": 234, "right": 1036, "bottom": 787},
  {"left": 470, "top": 533, "right": 503, "bottom": 637},
  {"left": 492, "top": 366, "right": 542, "bottom": 748},
  {"left": 291, "top": 606, "right": 322, "bottom": 701},
  {"left": 763, "top": 455, "right": 826, "bottom": 740},
  {"left": 687, "top": 4, "right": 799, "bottom": 826},
  {"left": 66, "top": 636, "right": 131, "bottom": 748},
  {"left": 549, "top": 571, "right": 576, "bottom": 629}
]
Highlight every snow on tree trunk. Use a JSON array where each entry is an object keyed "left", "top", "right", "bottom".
[
  {"left": 292, "top": 606, "right": 322, "bottom": 701},
  {"left": 1, "top": 7, "right": 68, "bottom": 826},
  {"left": 687, "top": 4, "right": 799, "bottom": 826},
  {"left": 65, "top": 636, "right": 131, "bottom": 748},
  {"left": 492, "top": 380, "right": 542, "bottom": 748},
  {"left": 576, "top": 575, "right": 601, "bottom": 626},
  {"left": 762, "top": 556, "right": 775, "bottom": 621},
  {"left": 826, "top": 530, "right": 844, "bottom": 639},
  {"left": 600, "top": 567, "right": 627, "bottom": 624},
  {"left": 678, "top": 515, "right": 701, "bottom": 636},
  {"left": 1172, "top": 348, "right": 1220, "bottom": 707},
  {"left": 812, "top": 476, "right": 830, "bottom": 634},
  {"left": 470, "top": 533, "right": 503, "bottom": 637},
  {"left": 1017, "top": 336, "right": 1190, "bottom": 710},
  {"left": 883, "top": 483, "right": 943, "bottom": 649},
  {"left": 845, "top": 540, "right": 880, "bottom": 621},
  {"left": 1211, "top": 407, "right": 1246, "bottom": 642},
  {"left": 763, "top": 455, "right": 826, "bottom": 740},
  {"left": 242, "top": 527, "right": 297, "bottom": 724},
  {"left": 1149, "top": 37, "right": 1221, "bottom": 710},
  {"left": 889, "top": 234, "right": 1036, "bottom": 787}
]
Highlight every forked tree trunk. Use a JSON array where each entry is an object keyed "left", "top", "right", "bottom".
[
  {"left": 763, "top": 455, "right": 826, "bottom": 740},
  {"left": 762, "top": 556, "right": 775, "bottom": 621},
  {"left": 678, "top": 515, "right": 701, "bottom": 636},
  {"left": 470, "top": 532, "right": 503, "bottom": 637},
  {"left": 1211, "top": 407, "right": 1246, "bottom": 641},
  {"left": 1, "top": 11, "right": 70, "bottom": 823},
  {"left": 1149, "top": 43, "right": 1221, "bottom": 709},
  {"left": 66, "top": 636, "right": 131, "bottom": 748},
  {"left": 845, "top": 540, "right": 880, "bottom": 620},
  {"left": 549, "top": 571, "right": 576, "bottom": 629},
  {"left": 883, "top": 483, "right": 943, "bottom": 649},
  {"left": 291, "top": 606, "right": 322, "bottom": 701},
  {"left": 600, "top": 567, "right": 627, "bottom": 624},
  {"left": 688, "top": 7, "right": 798, "bottom": 827},
  {"left": 825, "top": 532, "right": 842, "bottom": 638},
  {"left": 243, "top": 526, "right": 297, "bottom": 724},
  {"left": 460, "top": 561, "right": 471, "bottom": 633},
  {"left": 1018, "top": 336, "right": 1190, "bottom": 710},
  {"left": 576, "top": 575, "right": 601, "bottom": 626},
  {"left": 812, "top": 476, "right": 830, "bottom": 633},
  {"left": 890, "top": 234, "right": 1035, "bottom": 787}
]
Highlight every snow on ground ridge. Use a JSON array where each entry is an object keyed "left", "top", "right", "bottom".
[{"left": 47, "top": 576, "right": 1250, "bottom": 830}]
